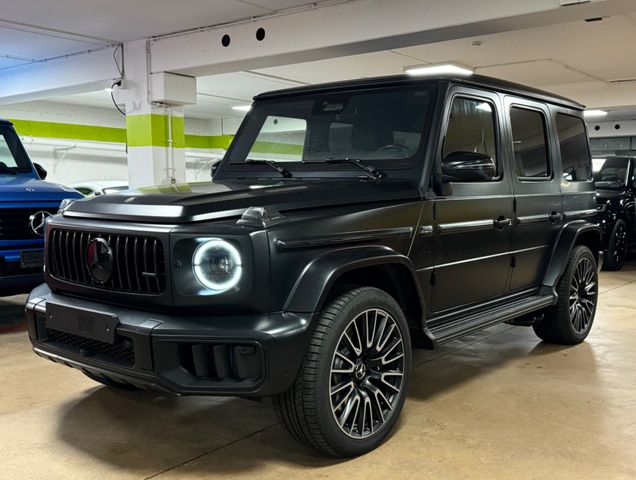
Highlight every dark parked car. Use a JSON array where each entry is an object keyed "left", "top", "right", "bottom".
[
  {"left": 594, "top": 156, "right": 635, "bottom": 270},
  {"left": 26, "top": 74, "right": 601, "bottom": 457}
]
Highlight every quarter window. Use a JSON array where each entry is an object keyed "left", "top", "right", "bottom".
[
  {"left": 556, "top": 114, "right": 592, "bottom": 181},
  {"left": 443, "top": 97, "right": 498, "bottom": 178},
  {"left": 510, "top": 107, "right": 550, "bottom": 178}
]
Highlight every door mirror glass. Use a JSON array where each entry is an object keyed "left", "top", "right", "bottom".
[
  {"left": 442, "top": 151, "right": 496, "bottom": 182},
  {"left": 33, "top": 162, "right": 47, "bottom": 180}
]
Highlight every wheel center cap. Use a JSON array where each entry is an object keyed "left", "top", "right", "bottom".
[{"left": 354, "top": 361, "right": 367, "bottom": 381}]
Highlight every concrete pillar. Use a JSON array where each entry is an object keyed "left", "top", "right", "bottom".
[{"left": 123, "top": 40, "right": 192, "bottom": 188}]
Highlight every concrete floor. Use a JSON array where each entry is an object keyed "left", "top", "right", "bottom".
[{"left": 2, "top": 267, "right": 636, "bottom": 480}]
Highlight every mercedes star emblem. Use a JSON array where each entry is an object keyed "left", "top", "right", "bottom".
[
  {"left": 28, "top": 211, "right": 52, "bottom": 236},
  {"left": 86, "top": 237, "right": 114, "bottom": 284}
]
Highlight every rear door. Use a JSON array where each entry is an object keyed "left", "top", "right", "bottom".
[
  {"left": 504, "top": 97, "right": 562, "bottom": 291},
  {"left": 430, "top": 87, "right": 514, "bottom": 313}
]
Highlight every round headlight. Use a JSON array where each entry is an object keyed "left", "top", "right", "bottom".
[{"left": 192, "top": 239, "right": 242, "bottom": 293}]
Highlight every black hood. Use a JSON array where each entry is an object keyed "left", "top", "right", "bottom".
[{"left": 63, "top": 179, "right": 421, "bottom": 223}]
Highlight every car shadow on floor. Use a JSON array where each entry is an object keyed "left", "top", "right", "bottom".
[{"left": 54, "top": 332, "right": 599, "bottom": 475}]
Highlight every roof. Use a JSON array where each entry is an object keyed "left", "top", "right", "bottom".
[{"left": 254, "top": 73, "right": 584, "bottom": 110}]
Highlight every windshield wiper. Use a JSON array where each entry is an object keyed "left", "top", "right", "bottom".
[
  {"left": 306, "top": 157, "right": 384, "bottom": 180},
  {"left": 245, "top": 160, "right": 293, "bottom": 178}
]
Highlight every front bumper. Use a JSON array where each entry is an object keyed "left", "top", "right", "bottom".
[{"left": 26, "top": 284, "right": 313, "bottom": 397}]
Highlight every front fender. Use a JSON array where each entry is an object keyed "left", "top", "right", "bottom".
[
  {"left": 283, "top": 245, "right": 423, "bottom": 314},
  {"left": 542, "top": 220, "right": 602, "bottom": 289}
]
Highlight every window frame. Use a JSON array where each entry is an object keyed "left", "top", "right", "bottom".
[
  {"left": 508, "top": 104, "right": 553, "bottom": 182},
  {"left": 439, "top": 92, "right": 502, "bottom": 184}
]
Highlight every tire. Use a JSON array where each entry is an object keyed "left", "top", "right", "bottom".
[
  {"left": 82, "top": 371, "right": 141, "bottom": 391},
  {"left": 274, "top": 287, "right": 412, "bottom": 457},
  {"left": 603, "top": 219, "right": 628, "bottom": 271},
  {"left": 533, "top": 245, "right": 598, "bottom": 345}
]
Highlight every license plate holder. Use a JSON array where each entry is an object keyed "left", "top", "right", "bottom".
[
  {"left": 20, "top": 249, "right": 44, "bottom": 269},
  {"left": 46, "top": 302, "right": 119, "bottom": 344}
]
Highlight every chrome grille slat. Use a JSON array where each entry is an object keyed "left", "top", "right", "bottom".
[{"left": 48, "top": 228, "right": 165, "bottom": 294}]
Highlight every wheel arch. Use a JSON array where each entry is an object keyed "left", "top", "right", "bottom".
[
  {"left": 283, "top": 245, "right": 433, "bottom": 348},
  {"left": 542, "top": 221, "right": 603, "bottom": 289}
]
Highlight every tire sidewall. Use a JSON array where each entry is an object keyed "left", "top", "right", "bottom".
[
  {"left": 559, "top": 246, "right": 598, "bottom": 343},
  {"left": 313, "top": 287, "right": 412, "bottom": 456}
]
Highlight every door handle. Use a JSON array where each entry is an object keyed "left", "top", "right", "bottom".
[
  {"left": 494, "top": 216, "right": 511, "bottom": 229},
  {"left": 549, "top": 212, "right": 563, "bottom": 223}
]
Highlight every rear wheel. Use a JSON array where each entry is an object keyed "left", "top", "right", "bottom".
[
  {"left": 533, "top": 245, "right": 598, "bottom": 344},
  {"left": 603, "top": 219, "right": 628, "bottom": 271},
  {"left": 274, "top": 287, "right": 411, "bottom": 457}
]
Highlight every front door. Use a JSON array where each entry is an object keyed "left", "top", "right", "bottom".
[{"left": 430, "top": 88, "right": 514, "bottom": 313}]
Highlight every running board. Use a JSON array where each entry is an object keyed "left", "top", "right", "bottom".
[{"left": 428, "top": 295, "right": 555, "bottom": 344}]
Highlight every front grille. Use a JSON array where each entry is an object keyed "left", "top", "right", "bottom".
[
  {"left": 48, "top": 229, "right": 166, "bottom": 294},
  {"left": 0, "top": 208, "right": 56, "bottom": 240},
  {"left": 45, "top": 328, "right": 135, "bottom": 367}
]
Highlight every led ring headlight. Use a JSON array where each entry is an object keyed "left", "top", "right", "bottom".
[{"left": 192, "top": 239, "right": 242, "bottom": 293}]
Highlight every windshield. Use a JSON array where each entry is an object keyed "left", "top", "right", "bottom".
[
  {"left": 0, "top": 125, "right": 33, "bottom": 175},
  {"left": 594, "top": 158, "right": 630, "bottom": 186},
  {"left": 226, "top": 86, "right": 434, "bottom": 171}
]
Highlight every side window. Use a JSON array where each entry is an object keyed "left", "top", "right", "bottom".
[
  {"left": 556, "top": 113, "right": 592, "bottom": 181},
  {"left": 443, "top": 96, "right": 498, "bottom": 179},
  {"left": 510, "top": 107, "right": 550, "bottom": 178}
]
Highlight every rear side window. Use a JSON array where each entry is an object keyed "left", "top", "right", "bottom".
[
  {"left": 443, "top": 97, "right": 498, "bottom": 177},
  {"left": 510, "top": 107, "right": 550, "bottom": 178},
  {"left": 556, "top": 114, "right": 592, "bottom": 181}
]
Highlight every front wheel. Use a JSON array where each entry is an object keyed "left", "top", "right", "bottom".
[
  {"left": 274, "top": 287, "right": 412, "bottom": 457},
  {"left": 533, "top": 245, "right": 598, "bottom": 345},
  {"left": 603, "top": 219, "right": 628, "bottom": 271}
]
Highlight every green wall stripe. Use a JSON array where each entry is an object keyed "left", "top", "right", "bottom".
[
  {"left": 10, "top": 118, "right": 127, "bottom": 143},
  {"left": 9, "top": 117, "right": 233, "bottom": 150},
  {"left": 252, "top": 140, "right": 303, "bottom": 155},
  {"left": 126, "top": 114, "right": 185, "bottom": 148}
]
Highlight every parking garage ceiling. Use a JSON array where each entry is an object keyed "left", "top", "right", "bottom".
[{"left": 2, "top": 1, "right": 636, "bottom": 118}]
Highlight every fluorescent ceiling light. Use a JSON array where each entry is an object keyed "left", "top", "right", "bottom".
[
  {"left": 232, "top": 105, "right": 252, "bottom": 112},
  {"left": 583, "top": 109, "right": 608, "bottom": 118},
  {"left": 405, "top": 63, "right": 474, "bottom": 77}
]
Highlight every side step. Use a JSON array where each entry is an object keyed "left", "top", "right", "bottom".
[{"left": 429, "top": 295, "right": 555, "bottom": 344}]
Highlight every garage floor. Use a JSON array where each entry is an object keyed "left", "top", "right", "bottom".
[{"left": 2, "top": 267, "right": 636, "bottom": 480}]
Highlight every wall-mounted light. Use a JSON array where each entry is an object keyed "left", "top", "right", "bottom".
[
  {"left": 232, "top": 105, "right": 252, "bottom": 112},
  {"left": 583, "top": 109, "right": 608, "bottom": 118},
  {"left": 404, "top": 62, "right": 474, "bottom": 77}
]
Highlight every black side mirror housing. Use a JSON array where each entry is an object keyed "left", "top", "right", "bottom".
[
  {"left": 211, "top": 160, "right": 222, "bottom": 178},
  {"left": 442, "top": 151, "right": 495, "bottom": 182},
  {"left": 33, "top": 162, "right": 47, "bottom": 180}
]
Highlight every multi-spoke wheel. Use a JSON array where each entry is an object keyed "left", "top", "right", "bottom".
[
  {"left": 603, "top": 219, "right": 628, "bottom": 271},
  {"left": 533, "top": 245, "right": 598, "bottom": 345},
  {"left": 274, "top": 287, "right": 411, "bottom": 457},
  {"left": 329, "top": 308, "right": 405, "bottom": 439}
]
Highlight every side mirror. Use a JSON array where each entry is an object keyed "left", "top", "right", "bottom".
[
  {"left": 33, "top": 162, "right": 47, "bottom": 180},
  {"left": 211, "top": 160, "right": 221, "bottom": 178},
  {"left": 442, "top": 151, "right": 495, "bottom": 182}
]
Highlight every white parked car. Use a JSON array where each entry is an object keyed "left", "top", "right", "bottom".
[{"left": 71, "top": 180, "right": 128, "bottom": 196}]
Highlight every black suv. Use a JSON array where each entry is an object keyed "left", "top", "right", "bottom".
[
  {"left": 26, "top": 74, "right": 601, "bottom": 457},
  {"left": 594, "top": 156, "right": 635, "bottom": 270}
]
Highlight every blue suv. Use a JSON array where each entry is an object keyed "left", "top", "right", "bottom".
[{"left": 0, "top": 119, "right": 82, "bottom": 295}]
